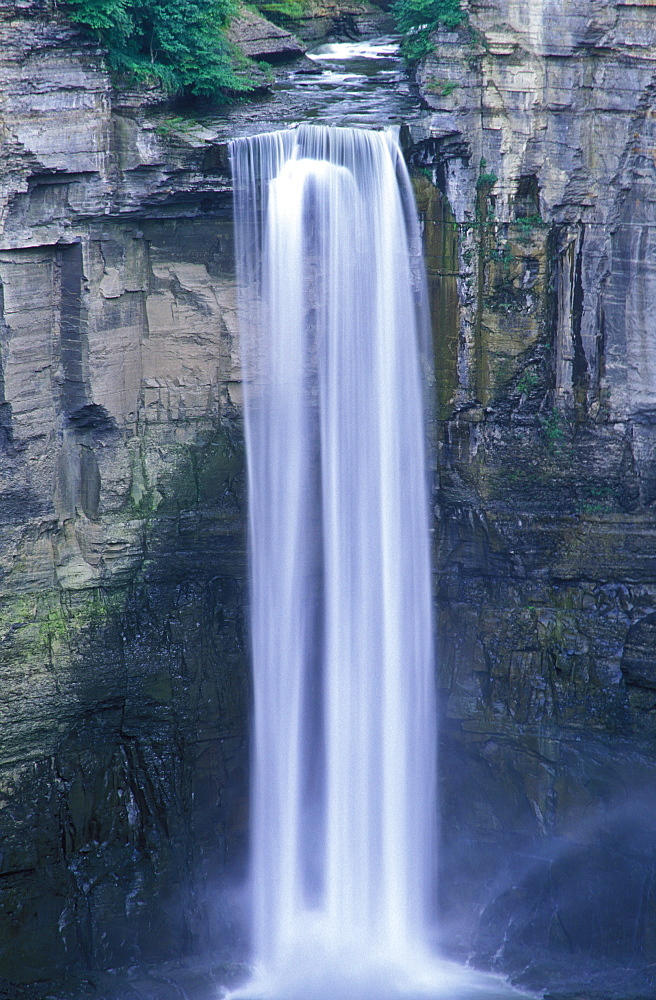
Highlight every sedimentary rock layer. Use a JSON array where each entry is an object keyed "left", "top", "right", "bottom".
[
  {"left": 410, "top": 2, "right": 656, "bottom": 991},
  {"left": 0, "top": 2, "right": 249, "bottom": 985}
]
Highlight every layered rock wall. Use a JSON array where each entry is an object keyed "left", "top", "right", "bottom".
[
  {"left": 0, "top": 2, "right": 249, "bottom": 986},
  {"left": 410, "top": 2, "right": 656, "bottom": 990}
]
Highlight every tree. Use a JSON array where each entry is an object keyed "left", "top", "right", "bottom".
[
  {"left": 64, "top": 0, "right": 256, "bottom": 96},
  {"left": 391, "top": 0, "right": 465, "bottom": 61}
]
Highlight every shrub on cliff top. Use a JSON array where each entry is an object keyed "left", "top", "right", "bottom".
[
  {"left": 63, "top": 0, "right": 257, "bottom": 96},
  {"left": 252, "top": 0, "right": 308, "bottom": 22},
  {"left": 392, "top": 0, "right": 465, "bottom": 61}
]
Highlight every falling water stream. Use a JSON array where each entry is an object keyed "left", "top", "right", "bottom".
[{"left": 230, "top": 126, "right": 536, "bottom": 1000}]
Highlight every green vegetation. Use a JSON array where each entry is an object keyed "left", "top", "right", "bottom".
[
  {"left": 425, "top": 75, "right": 459, "bottom": 96},
  {"left": 153, "top": 113, "right": 203, "bottom": 135},
  {"left": 38, "top": 607, "right": 69, "bottom": 645},
  {"left": 515, "top": 213, "right": 548, "bottom": 244},
  {"left": 541, "top": 407, "right": 565, "bottom": 447},
  {"left": 477, "top": 158, "right": 498, "bottom": 190},
  {"left": 576, "top": 484, "right": 616, "bottom": 516},
  {"left": 253, "top": 0, "right": 308, "bottom": 22},
  {"left": 477, "top": 170, "right": 498, "bottom": 188},
  {"left": 391, "top": 0, "right": 465, "bottom": 61},
  {"left": 516, "top": 213, "right": 546, "bottom": 233},
  {"left": 63, "top": 0, "right": 258, "bottom": 96},
  {"left": 516, "top": 367, "right": 540, "bottom": 395},
  {"left": 0, "top": 588, "right": 126, "bottom": 660}
]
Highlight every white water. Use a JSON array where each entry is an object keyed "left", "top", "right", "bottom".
[{"left": 230, "top": 126, "right": 534, "bottom": 1000}]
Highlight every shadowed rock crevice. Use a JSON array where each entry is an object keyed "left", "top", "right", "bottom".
[
  {"left": 0, "top": 278, "right": 13, "bottom": 446},
  {"left": 58, "top": 242, "right": 89, "bottom": 419},
  {"left": 0, "top": 423, "right": 250, "bottom": 984}
]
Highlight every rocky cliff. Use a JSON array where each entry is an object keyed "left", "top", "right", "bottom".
[
  {"left": 409, "top": 2, "right": 656, "bottom": 995},
  {"left": 0, "top": 2, "right": 250, "bottom": 993},
  {"left": 1, "top": 0, "right": 656, "bottom": 997}
]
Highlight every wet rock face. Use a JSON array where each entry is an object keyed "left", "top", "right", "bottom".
[
  {"left": 409, "top": 0, "right": 656, "bottom": 992},
  {"left": 0, "top": 1, "right": 251, "bottom": 983},
  {"left": 0, "top": 227, "right": 251, "bottom": 979}
]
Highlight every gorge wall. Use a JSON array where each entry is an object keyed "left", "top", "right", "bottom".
[
  {"left": 0, "top": 3, "right": 250, "bottom": 991},
  {"left": 0, "top": 0, "right": 655, "bottom": 997},
  {"left": 411, "top": 2, "right": 656, "bottom": 994}
]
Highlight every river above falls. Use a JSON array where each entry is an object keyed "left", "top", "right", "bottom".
[{"left": 167, "top": 35, "right": 429, "bottom": 142}]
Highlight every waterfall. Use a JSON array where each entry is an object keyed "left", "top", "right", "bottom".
[{"left": 230, "top": 125, "right": 437, "bottom": 991}]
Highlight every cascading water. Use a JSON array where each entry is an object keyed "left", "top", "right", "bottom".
[
  {"left": 231, "top": 124, "right": 436, "bottom": 987},
  {"left": 230, "top": 126, "right": 532, "bottom": 1000}
]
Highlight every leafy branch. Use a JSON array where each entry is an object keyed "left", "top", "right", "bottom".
[
  {"left": 391, "top": 0, "right": 465, "bottom": 62},
  {"left": 62, "top": 0, "right": 261, "bottom": 97}
]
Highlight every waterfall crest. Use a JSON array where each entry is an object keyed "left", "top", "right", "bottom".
[{"left": 230, "top": 125, "right": 437, "bottom": 990}]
